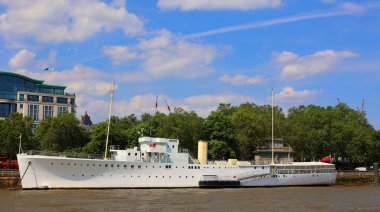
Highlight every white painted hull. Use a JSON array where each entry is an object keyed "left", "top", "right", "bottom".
[
  {"left": 240, "top": 173, "right": 336, "bottom": 186},
  {"left": 17, "top": 154, "right": 336, "bottom": 189}
]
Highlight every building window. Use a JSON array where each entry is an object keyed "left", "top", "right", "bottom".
[
  {"left": 27, "top": 95, "right": 39, "bottom": 102},
  {"left": 19, "top": 94, "right": 24, "bottom": 101},
  {"left": 71, "top": 107, "right": 75, "bottom": 113},
  {"left": 42, "top": 96, "right": 54, "bottom": 103},
  {"left": 70, "top": 98, "right": 75, "bottom": 105},
  {"left": 32, "top": 123, "right": 38, "bottom": 133},
  {"left": 43, "top": 105, "right": 53, "bottom": 120},
  {"left": 58, "top": 106, "right": 67, "bottom": 115},
  {"left": 20, "top": 104, "right": 23, "bottom": 109},
  {"left": 57, "top": 97, "right": 68, "bottom": 104},
  {"left": 28, "top": 104, "right": 39, "bottom": 121}
]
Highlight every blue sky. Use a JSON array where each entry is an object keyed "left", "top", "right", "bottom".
[{"left": 0, "top": 0, "right": 379, "bottom": 129}]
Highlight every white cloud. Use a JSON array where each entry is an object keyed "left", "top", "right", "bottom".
[
  {"left": 218, "top": 74, "right": 267, "bottom": 85},
  {"left": 15, "top": 65, "right": 111, "bottom": 95},
  {"left": 9, "top": 49, "right": 36, "bottom": 68},
  {"left": 103, "top": 30, "right": 217, "bottom": 81},
  {"left": 341, "top": 2, "right": 365, "bottom": 13},
  {"left": 181, "top": 93, "right": 251, "bottom": 117},
  {"left": 274, "top": 50, "right": 357, "bottom": 80},
  {"left": 103, "top": 46, "right": 137, "bottom": 65},
  {"left": 184, "top": 10, "right": 350, "bottom": 39},
  {"left": 157, "top": 0, "right": 282, "bottom": 11},
  {"left": 275, "top": 86, "right": 320, "bottom": 103},
  {"left": 0, "top": 0, "right": 144, "bottom": 44}
]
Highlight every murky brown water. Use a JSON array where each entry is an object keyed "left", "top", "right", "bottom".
[{"left": 1, "top": 186, "right": 379, "bottom": 211}]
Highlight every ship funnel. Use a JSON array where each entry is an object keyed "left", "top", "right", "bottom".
[{"left": 198, "top": 140, "right": 208, "bottom": 165}]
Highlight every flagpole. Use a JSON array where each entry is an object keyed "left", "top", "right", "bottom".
[
  {"left": 18, "top": 134, "right": 22, "bottom": 154},
  {"left": 271, "top": 89, "right": 274, "bottom": 165},
  {"left": 104, "top": 81, "right": 115, "bottom": 160}
]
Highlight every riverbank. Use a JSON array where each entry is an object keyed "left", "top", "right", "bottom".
[
  {"left": 1, "top": 170, "right": 378, "bottom": 188},
  {"left": 0, "top": 170, "right": 19, "bottom": 188}
]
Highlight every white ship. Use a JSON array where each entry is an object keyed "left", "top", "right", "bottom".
[
  {"left": 17, "top": 136, "right": 336, "bottom": 189},
  {"left": 16, "top": 87, "right": 336, "bottom": 189}
]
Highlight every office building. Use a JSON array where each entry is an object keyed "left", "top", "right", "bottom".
[{"left": 0, "top": 72, "right": 76, "bottom": 129}]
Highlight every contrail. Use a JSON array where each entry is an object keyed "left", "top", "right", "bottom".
[{"left": 183, "top": 10, "right": 349, "bottom": 39}]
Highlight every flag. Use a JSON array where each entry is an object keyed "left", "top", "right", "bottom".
[
  {"left": 164, "top": 98, "right": 171, "bottom": 112},
  {"left": 320, "top": 154, "right": 331, "bottom": 162},
  {"left": 44, "top": 67, "right": 49, "bottom": 71},
  {"left": 155, "top": 96, "right": 158, "bottom": 112}
]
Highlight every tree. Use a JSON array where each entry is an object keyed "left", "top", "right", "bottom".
[
  {"left": 155, "top": 108, "right": 205, "bottom": 154},
  {"left": 35, "top": 113, "right": 89, "bottom": 152},
  {"left": 203, "top": 104, "right": 236, "bottom": 151},
  {"left": 208, "top": 140, "right": 235, "bottom": 160},
  {"left": 0, "top": 113, "right": 36, "bottom": 158}
]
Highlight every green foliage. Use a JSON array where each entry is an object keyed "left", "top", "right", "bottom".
[
  {"left": 35, "top": 113, "right": 89, "bottom": 152},
  {"left": 208, "top": 140, "right": 235, "bottom": 160},
  {"left": 0, "top": 113, "right": 36, "bottom": 158}
]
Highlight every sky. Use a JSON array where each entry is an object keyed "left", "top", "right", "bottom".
[{"left": 0, "top": 0, "right": 379, "bottom": 129}]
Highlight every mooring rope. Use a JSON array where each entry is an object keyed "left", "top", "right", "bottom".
[{"left": 17, "top": 161, "right": 31, "bottom": 186}]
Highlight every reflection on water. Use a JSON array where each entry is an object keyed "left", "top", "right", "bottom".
[{"left": 1, "top": 186, "right": 380, "bottom": 211}]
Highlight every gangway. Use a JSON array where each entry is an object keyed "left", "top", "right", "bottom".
[{"left": 237, "top": 170, "right": 271, "bottom": 181}]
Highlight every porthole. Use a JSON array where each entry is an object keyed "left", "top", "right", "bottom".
[
  {"left": 61, "top": 163, "right": 63, "bottom": 165},
  {"left": 87, "top": 164, "right": 89, "bottom": 166},
  {"left": 68, "top": 163, "right": 70, "bottom": 165},
  {"left": 105, "top": 164, "right": 108, "bottom": 167},
  {"left": 111, "top": 164, "right": 114, "bottom": 167},
  {"left": 117, "top": 164, "right": 120, "bottom": 168},
  {"left": 138, "top": 165, "right": 141, "bottom": 169},
  {"left": 93, "top": 164, "right": 95, "bottom": 166},
  {"left": 74, "top": 164, "right": 76, "bottom": 166},
  {"left": 124, "top": 165, "right": 127, "bottom": 168},
  {"left": 131, "top": 165, "right": 134, "bottom": 169},
  {"left": 51, "top": 163, "right": 54, "bottom": 165}
]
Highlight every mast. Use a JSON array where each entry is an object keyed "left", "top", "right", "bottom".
[
  {"left": 271, "top": 89, "right": 274, "bottom": 165},
  {"left": 104, "top": 81, "right": 115, "bottom": 160}
]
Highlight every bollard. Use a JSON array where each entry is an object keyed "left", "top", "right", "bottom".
[{"left": 374, "top": 163, "right": 379, "bottom": 185}]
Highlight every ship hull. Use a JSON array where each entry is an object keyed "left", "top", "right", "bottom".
[
  {"left": 240, "top": 173, "right": 336, "bottom": 187},
  {"left": 17, "top": 154, "right": 336, "bottom": 189}
]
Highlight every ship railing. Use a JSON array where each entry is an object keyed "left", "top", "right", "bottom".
[
  {"left": 24, "top": 150, "right": 103, "bottom": 159},
  {"left": 179, "top": 148, "right": 199, "bottom": 164}
]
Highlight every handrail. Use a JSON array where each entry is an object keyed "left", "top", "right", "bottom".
[{"left": 24, "top": 150, "right": 103, "bottom": 159}]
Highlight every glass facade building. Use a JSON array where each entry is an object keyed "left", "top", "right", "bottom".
[{"left": 0, "top": 72, "right": 76, "bottom": 129}]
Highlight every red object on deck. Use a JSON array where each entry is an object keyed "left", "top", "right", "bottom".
[
  {"left": 320, "top": 154, "right": 332, "bottom": 163},
  {"left": 0, "top": 159, "right": 18, "bottom": 169},
  {"left": 149, "top": 143, "right": 156, "bottom": 148}
]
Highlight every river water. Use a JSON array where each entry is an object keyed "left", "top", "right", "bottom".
[{"left": 1, "top": 185, "right": 379, "bottom": 211}]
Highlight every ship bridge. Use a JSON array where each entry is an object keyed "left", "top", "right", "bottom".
[{"left": 110, "top": 137, "right": 196, "bottom": 164}]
